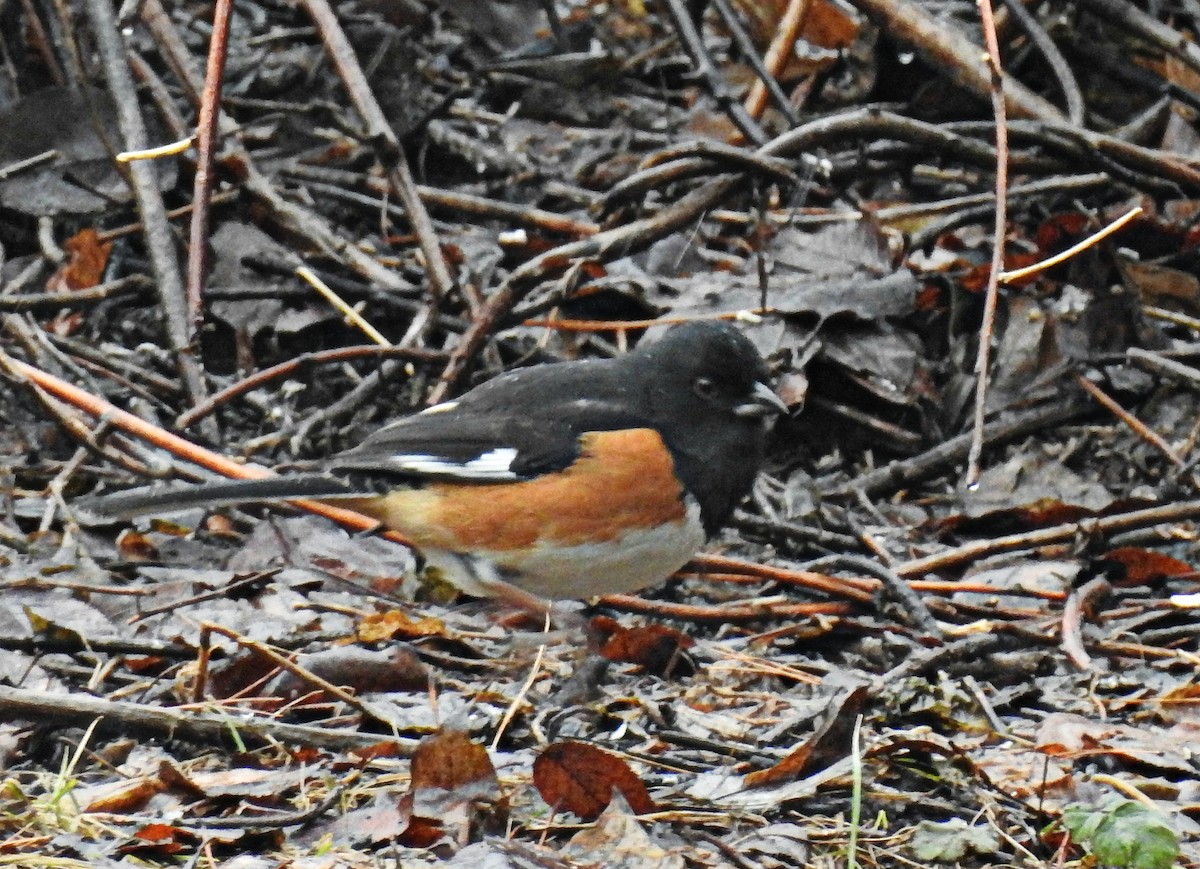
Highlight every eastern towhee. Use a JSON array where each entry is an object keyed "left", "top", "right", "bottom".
[{"left": 83, "top": 321, "right": 786, "bottom": 602}]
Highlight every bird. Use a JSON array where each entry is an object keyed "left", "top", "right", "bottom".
[{"left": 82, "top": 321, "right": 786, "bottom": 604}]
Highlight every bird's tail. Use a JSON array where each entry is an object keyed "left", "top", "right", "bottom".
[{"left": 76, "top": 475, "right": 359, "bottom": 520}]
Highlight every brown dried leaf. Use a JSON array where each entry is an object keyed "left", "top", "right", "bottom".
[
  {"left": 264, "top": 646, "right": 428, "bottom": 700},
  {"left": 1098, "top": 547, "right": 1195, "bottom": 587},
  {"left": 326, "top": 791, "right": 412, "bottom": 847},
  {"left": 564, "top": 796, "right": 683, "bottom": 868},
  {"left": 117, "top": 823, "right": 193, "bottom": 857},
  {"left": 357, "top": 609, "right": 445, "bottom": 642},
  {"left": 410, "top": 728, "right": 500, "bottom": 815},
  {"left": 533, "top": 741, "right": 655, "bottom": 820},
  {"left": 46, "top": 228, "right": 111, "bottom": 292},
  {"left": 80, "top": 776, "right": 166, "bottom": 813},
  {"left": 744, "top": 685, "right": 867, "bottom": 788},
  {"left": 116, "top": 529, "right": 161, "bottom": 562},
  {"left": 599, "top": 622, "right": 693, "bottom": 673}
]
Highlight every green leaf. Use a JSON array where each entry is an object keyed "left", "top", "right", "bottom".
[{"left": 1061, "top": 799, "right": 1179, "bottom": 869}]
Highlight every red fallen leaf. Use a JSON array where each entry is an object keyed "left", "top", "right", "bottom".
[
  {"left": 1097, "top": 547, "right": 1195, "bottom": 587},
  {"left": 539, "top": 253, "right": 574, "bottom": 271},
  {"left": 46, "top": 227, "right": 112, "bottom": 292},
  {"left": 1185, "top": 222, "right": 1200, "bottom": 250},
  {"left": 131, "top": 823, "right": 178, "bottom": 842},
  {"left": 915, "top": 284, "right": 942, "bottom": 311},
  {"left": 1035, "top": 212, "right": 1090, "bottom": 250},
  {"left": 123, "top": 656, "right": 167, "bottom": 674},
  {"left": 599, "top": 623, "right": 694, "bottom": 674},
  {"left": 934, "top": 499, "right": 1093, "bottom": 537},
  {"left": 997, "top": 251, "right": 1041, "bottom": 287},
  {"left": 200, "top": 650, "right": 282, "bottom": 702},
  {"left": 533, "top": 741, "right": 655, "bottom": 820},
  {"left": 398, "top": 812, "right": 444, "bottom": 848},
  {"left": 958, "top": 262, "right": 989, "bottom": 294},
  {"left": 289, "top": 745, "right": 322, "bottom": 764},
  {"left": 958, "top": 251, "right": 1040, "bottom": 292},
  {"left": 590, "top": 615, "right": 622, "bottom": 635},
  {"left": 81, "top": 775, "right": 165, "bottom": 813}
]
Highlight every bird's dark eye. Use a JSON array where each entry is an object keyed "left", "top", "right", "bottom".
[{"left": 694, "top": 376, "right": 718, "bottom": 399}]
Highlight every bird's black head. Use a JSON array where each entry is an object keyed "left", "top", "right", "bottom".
[{"left": 633, "top": 320, "right": 785, "bottom": 534}]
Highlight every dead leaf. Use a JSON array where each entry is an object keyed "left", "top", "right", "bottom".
[
  {"left": 1098, "top": 547, "right": 1195, "bottom": 587},
  {"left": 533, "top": 741, "right": 655, "bottom": 820},
  {"left": 598, "top": 620, "right": 694, "bottom": 675},
  {"left": 564, "top": 795, "right": 683, "bottom": 868},
  {"left": 357, "top": 609, "right": 445, "bottom": 642},
  {"left": 264, "top": 645, "right": 428, "bottom": 700},
  {"left": 745, "top": 685, "right": 867, "bottom": 787},
  {"left": 410, "top": 728, "right": 501, "bottom": 816},
  {"left": 46, "top": 228, "right": 111, "bottom": 292}
]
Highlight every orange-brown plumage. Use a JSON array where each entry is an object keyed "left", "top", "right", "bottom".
[{"left": 342, "top": 429, "right": 688, "bottom": 553}]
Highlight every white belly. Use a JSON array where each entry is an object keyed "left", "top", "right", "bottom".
[{"left": 424, "top": 498, "right": 705, "bottom": 601}]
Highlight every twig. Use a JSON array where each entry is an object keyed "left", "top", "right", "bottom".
[
  {"left": 200, "top": 621, "right": 387, "bottom": 723},
  {"left": 186, "top": 0, "right": 234, "bottom": 338},
  {"left": 659, "top": 0, "right": 768, "bottom": 144},
  {"left": 1060, "top": 577, "right": 1111, "bottom": 669},
  {"left": 175, "top": 344, "right": 446, "bottom": 429},
  {"left": 1074, "top": 372, "right": 1184, "bottom": 467},
  {"left": 805, "top": 554, "right": 942, "bottom": 638},
  {"left": 138, "top": 0, "right": 415, "bottom": 294},
  {"left": 821, "top": 398, "right": 1095, "bottom": 498},
  {"left": 999, "top": 207, "right": 1143, "bottom": 283},
  {"left": 843, "top": 0, "right": 1064, "bottom": 120},
  {"left": 998, "top": 0, "right": 1084, "bottom": 124},
  {"left": 430, "top": 176, "right": 741, "bottom": 401},
  {"left": 302, "top": 0, "right": 456, "bottom": 330},
  {"left": 0, "top": 354, "right": 416, "bottom": 549},
  {"left": 741, "top": 0, "right": 809, "bottom": 124},
  {"left": 710, "top": 0, "right": 800, "bottom": 125},
  {"left": 894, "top": 498, "right": 1200, "bottom": 577},
  {"left": 597, "top": 594, "right": 855, "bottom": 622},
  {"left": 84, "top": 0, "right": 216, "bottom": 440},
  {"left": 0, "top": 684, "right": 413, "bottom": 751},
  {"left": 0, "top": 275, "right": 151, "bottom": 312},
  {"left": 298, "top": 266, "right": 391, "bottom": 346},
  {"left": 1073, "top": 0, "right": 1200, "bottom": 82},
  {"left": 965, "top": 0, "right": 1010, "bottom": 487}
]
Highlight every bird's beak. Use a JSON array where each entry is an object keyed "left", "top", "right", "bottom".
[{"left": 735, "top": 381, "right": 789, "bottom": 418}]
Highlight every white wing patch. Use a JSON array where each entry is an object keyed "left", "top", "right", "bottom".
[{"left": 387, "top": 447, "right": 520, "bottom": 480}]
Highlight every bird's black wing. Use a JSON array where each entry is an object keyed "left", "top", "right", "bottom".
[{"left": 329, "top": 397, "right": 654, "bottom": 483}]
